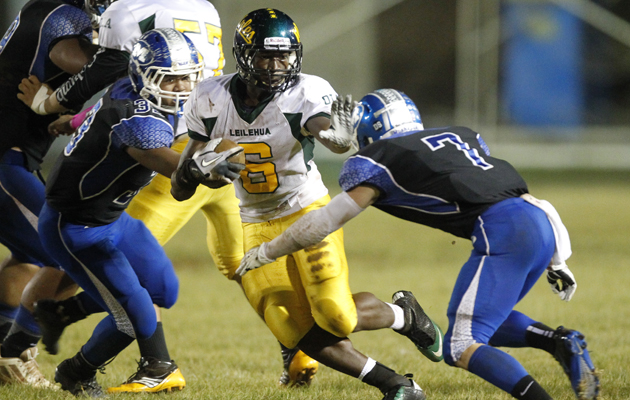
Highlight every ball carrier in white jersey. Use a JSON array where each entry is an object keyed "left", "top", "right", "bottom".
[{"left": 172, "top": 9, "right": 443, "bottom": 400}]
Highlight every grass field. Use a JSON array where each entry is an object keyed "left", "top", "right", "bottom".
[{"left": 1, "top": 164, "right": 629, "bottom": 399}]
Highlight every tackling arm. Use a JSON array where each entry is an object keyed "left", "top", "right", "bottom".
[{"left": 236, "top": 185, "right": 380, "bottom": 276}]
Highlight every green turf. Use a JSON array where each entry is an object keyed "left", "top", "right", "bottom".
[{"left": 1, "top": 165, "right": 629, "bottom": 399}]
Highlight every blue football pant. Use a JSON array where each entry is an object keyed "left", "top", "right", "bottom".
[
  {"left": 443, "top": 197, "right": 555, "bottom": 393},
  {"left": 39, "top": 203, "right": 179, "bottom": 364}
]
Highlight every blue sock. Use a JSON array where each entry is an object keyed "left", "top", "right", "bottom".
[
  {"left": 489, "top": 310, "right": 537, "bottom": 348},
  {"left": 467, "top": 345, "right": 529, "bottom": 393},
  {"left": 0, "top": 302, "right": 18, "bottom": 341}
]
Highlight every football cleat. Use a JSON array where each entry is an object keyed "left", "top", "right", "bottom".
[
  {"left": 55, "top": 357, "right": 104, "bottom": 397},
  {"left": 107, "top": 357, "right": 185, "bottom": 393},
  {"left": 553, "top": 326, "right": 600, "bottom": 400},
  {"left": 33, "top": 298, "right": 86, "bottom": 355},
  {"left": 278, "top": 345, "right": 318, "bottom": 387},
  {"left": 0, "top": 347, "right": 56, "bottom": 389},
  {"left": 393, "top": 290, "right": 444, "bottom": 362},
  {"left": 382, "top": 374, "right": 426, "bottom": 400}
]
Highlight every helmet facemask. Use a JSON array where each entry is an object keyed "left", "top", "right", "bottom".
[
  {"left": 234, "top": 43, "right": 302, "bottom": 93},
  {"left": 137, "top": 67, "right": 204, "bottom": 116}
]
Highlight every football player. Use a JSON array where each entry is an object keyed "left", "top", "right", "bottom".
[
  {"left": 0, "top": 0, "right": 108, "bottom": 388},
  {"left": 36, "top": 28, "right": 238, "bottom": 397},
  {"left": 18, "top": 0, "right": 318, "bottom": 390},
  {"left": 171, "top": 9, "right": 442, "bottom": 400},
  {"left": 237, "top": 89, "right": 601, "bottom": 400}
]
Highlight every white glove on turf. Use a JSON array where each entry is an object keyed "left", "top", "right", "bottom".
[
  {"left": 318, "top": 95, "right": 356, "bottom": 149},
  {"left": 546, "top": 262, "right": 577, "bottom": 301},
  {"left": 236, "top": 243, "right": 276, "bottom": 277}
]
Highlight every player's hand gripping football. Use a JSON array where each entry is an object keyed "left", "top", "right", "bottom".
[
  {"left": 546, "top": 262, "right": 577, "bottom": 301},
  {"left": 17, "top": 75, "right": 53, "bottom": 115},
  {"left": 190, "top": 145, "right": 245, "bottom": 188},
  {"left": 235, "top": 243, "right": 276, "bottom": 277},
  {"left": 175, "top": 144, "right": 245, "bottom": 191},
  {"left": 319, "top": 95, "right": 356, "bottom": 150}
]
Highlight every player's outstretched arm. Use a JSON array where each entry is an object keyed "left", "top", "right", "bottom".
[{"left": 236, "top": 186, "right": 379, "bottom": 277}]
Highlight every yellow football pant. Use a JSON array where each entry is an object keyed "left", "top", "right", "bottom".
[
  {"left": 241, "top": 195, "right": 357, "bottom": 348},
  {"left": 126, "top": 139, "right": 244, "bottom": 279}
]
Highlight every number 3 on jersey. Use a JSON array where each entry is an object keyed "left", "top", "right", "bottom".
[{"left": 238, "top": 142, "right": 278, "bottom": 194}]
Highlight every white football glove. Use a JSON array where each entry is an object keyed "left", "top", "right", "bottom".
[
  {"left": 319, "top": 94, "right": 356, "bottom": 149},
  {"left": 235, "top": 243, "right": 276, "bottom": 277},
  {"left": 546, "top": 262, "right": 577, "bottom": 301},
  {"left": 191, "top": 145, "right": 245, "bottom": 184}
]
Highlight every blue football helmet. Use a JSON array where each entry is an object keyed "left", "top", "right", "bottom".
[
  {"left": 129, "top": 28, "right": 204, "bottom": 115},
  {"left": 83, "top": 0, "right": 116, "bottom": 29},
  {"left": 233, "top": 8, "right": 303, "bottom": 92},
  {"left": 353, "top": 89, "right": 424, "bottom": 149}
]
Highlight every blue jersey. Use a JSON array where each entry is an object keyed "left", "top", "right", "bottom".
[
  {"left": 45, "top": 78, "right": 175, "bottom": 226},
  {"left": 0, "top": 0, "right": 92, "bottom": 170},
  {"left": 339, "top": 126, "right": 528, "bottom": 238}
]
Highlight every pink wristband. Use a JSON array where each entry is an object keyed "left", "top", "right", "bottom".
[{"left": 70, "top": 105, "right": 94, "bottom": 130}]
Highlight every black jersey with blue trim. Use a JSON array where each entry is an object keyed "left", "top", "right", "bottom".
[
  {"left": 45, "top": 78, "right": 175, "bottom": 226},
  {"left": 0, "top": 0, "right": 92, "bottom": 169},
  {"left": 339, "top": 126, "right": 528, "bottom": 239}
]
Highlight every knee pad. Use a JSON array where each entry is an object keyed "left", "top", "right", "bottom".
[
  {"left": 152, "top": 270, "right": 179, "bottom": 309},
  {"left": 311, "top": 296, "right": 357, "bottom": 338}
]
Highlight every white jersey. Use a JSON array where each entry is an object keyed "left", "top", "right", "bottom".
[
  {"left": 185, "top": 73, "right": 338, "bottom": 222},
  {"left": 98, "top": 0, "right": 224, "bottom": 138},
  {"left": 98, "top": 0, "right": 224, "bottom": 78}
]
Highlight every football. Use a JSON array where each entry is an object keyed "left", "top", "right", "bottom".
[{"left": 215, "top": 138, "right": 245, "bottom": 165}]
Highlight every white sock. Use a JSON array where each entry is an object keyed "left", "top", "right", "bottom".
[
  {"left": 358, "top": 357, "right": 377, "bottom": 381},
  {"left": 387, "top": 303, "right": 405, "bottom": 331}
]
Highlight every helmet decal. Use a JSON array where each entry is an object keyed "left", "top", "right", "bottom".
[
  {"left": 353, "top": 89, "right": 424, "bottom": 149},
  {"left": 237, "top": 18, "right": 255, "bottom": 45}
]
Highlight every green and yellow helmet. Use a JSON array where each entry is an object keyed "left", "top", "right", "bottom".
[{"left": 233, "top": 8, "right": 303, "bottom": 92}]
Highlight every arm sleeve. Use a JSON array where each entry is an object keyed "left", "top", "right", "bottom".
[
  {"left": 111, "top": 115, "right": 173, "bottom": 151},
  {"left": 55, "top": 47, "right": 130, "bottom": 110},
  {"left": 265, "top": 191, "right": 366, "bottom": 259}
]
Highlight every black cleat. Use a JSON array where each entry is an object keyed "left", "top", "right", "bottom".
[
  {"left": 382, "top": 374, "right": 426, "bottom": 400},
  {"left": 393, "top": 290, "right": 444, "bottom": 362},
  {"left": 55, "top": 357, "right": 104, "bottom": 398},
  {"left": 107, "top": 357, "right": 185, "bottom": 393}
]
